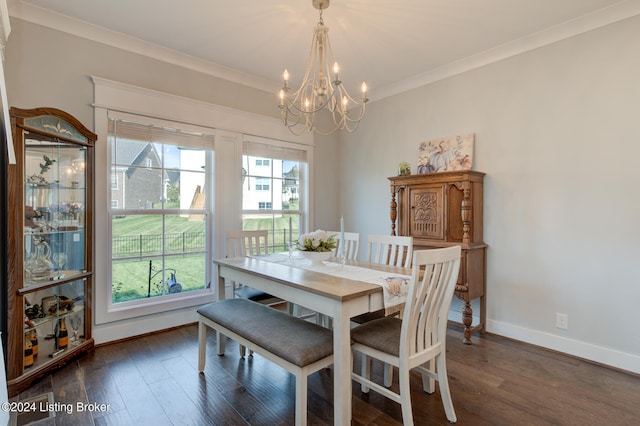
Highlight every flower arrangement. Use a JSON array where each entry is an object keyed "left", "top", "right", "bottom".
[
  {"left": 398, "top": 161, "right": 411, "bottom": 175},
  {"left": 297, "top": 230, "right": 337, "bottom": 252}
]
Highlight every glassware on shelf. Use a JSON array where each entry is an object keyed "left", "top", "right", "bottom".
[
  {"left": 69, "top": 314, "right": 81, "bottom": 346},
  {"left": 26, "top": 238, "right": 54, "bottom": 282},
  {"left": 52, "top": 252, "right": 67, "bottom": 272}
]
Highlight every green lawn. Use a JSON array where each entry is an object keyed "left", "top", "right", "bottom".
[
  {"left": 112, "top": 254, "right": 205, "bottom": 303},
  {"left": 112, "top": 213, "right": 204, "bottom": 236},
  {"left": 112, "top": 214, "right": 206, "bottom": 303},
  {"left": 110, "top": 210, "right": 300, "bottom": 303}
]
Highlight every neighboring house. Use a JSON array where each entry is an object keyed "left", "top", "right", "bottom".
[
  {"left": 242, "top": 158, "right": 283, "bottom": 212},
  {"left": 111, "top": 142, "right": 169, "bottom": 209},
  {"left": 283, "top": 165, "right": 299, "bottom": 206},
  {"left": 242, "top": 159, "right": 299, "bottom": 212}
]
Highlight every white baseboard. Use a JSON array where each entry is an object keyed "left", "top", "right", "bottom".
[
  {"left": 93, "top": 307, "right": 199, "bottom": 345},
  {"left": 487, "top": 319, "right": 640, "bottom": 375}
]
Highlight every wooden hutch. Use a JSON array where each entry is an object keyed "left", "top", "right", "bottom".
[{"left": 389, "top": 170, "right": 486, "bottom": 344}]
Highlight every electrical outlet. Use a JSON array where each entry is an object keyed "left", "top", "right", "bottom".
[{"left": 556, "top": 313, "right": 569, "bottom": 330}]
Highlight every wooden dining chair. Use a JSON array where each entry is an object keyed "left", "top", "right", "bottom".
[
  {"left": 351, "top": 246, "right": 462, "bottom": 425},
  {"left": 329, "top": 231, "right": 360, "bottom": 260}
]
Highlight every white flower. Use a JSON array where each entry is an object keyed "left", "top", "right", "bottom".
[{"left": 297, "top": 229, "right": 337, "bottom": 252}]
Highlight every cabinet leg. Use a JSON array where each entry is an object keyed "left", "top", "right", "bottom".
[{"left": 462, "top": 302, "right": 473, "bottom": 345}]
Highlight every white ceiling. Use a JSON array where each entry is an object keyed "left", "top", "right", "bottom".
[{"left": 7, "top": 0, "right": 640, "bottom": 101}]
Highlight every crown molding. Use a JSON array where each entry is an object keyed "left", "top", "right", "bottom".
[
  {"left": 373, "top": 0, "right": 640, "bottom": 101},
  {"left": 8, "top": 0, "right": 640, "bottom": 102},
  {"left": 7, "top": 0, "right": 276, "bottom": 93}
]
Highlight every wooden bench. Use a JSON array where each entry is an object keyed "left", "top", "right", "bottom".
[{"left": 197, "top": 298, "right": 334, "bottom": 426}]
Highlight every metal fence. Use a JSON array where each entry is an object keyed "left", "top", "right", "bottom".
[
  {"left": 113, "top": 231, "right": 206, "bottom": 257},
  {"left": 112, "top": 228, "right": 299, "bottom": 258}
]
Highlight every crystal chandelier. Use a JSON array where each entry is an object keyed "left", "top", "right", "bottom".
[{"left": 278, "top": 0, "right": 368, "bottom": 136}]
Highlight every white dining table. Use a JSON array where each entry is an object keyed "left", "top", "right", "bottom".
[{"left": 213, "top": 255, "right": 410, "bottom": 425}]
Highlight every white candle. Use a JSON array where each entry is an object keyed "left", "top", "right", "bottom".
[{"left": 340, "top": 216, "right": 345, "bottom": 257}]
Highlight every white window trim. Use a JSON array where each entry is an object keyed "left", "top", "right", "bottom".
[{"left": 92, "top": 77, "right": 314, "bottom": 336}]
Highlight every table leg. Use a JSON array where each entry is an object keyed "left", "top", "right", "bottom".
[
  {"left": 216, "top": 272, "right": 227, "bottom": 354},
  {"left": 333, "top": 305, "right": 351, "bottom": 425}
]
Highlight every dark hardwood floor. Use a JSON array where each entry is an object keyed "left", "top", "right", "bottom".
[{"left": 10, "top": 324, "right": 640, "bottom": 425}]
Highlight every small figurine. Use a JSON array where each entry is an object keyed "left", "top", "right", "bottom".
[
  {"left": 25, "top": 205, "right": 41, "bottom": 228},
  {"left": 39, "top": 155, "right": 56, "bottom": 174}
]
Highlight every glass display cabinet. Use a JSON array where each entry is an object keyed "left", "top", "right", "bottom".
[{"left": 7, "top": 107, "right": 95, "bottom": 396}]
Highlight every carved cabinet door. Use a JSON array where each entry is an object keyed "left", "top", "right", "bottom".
[{"left": 408, "top": 185, "right": 445, "bottom": 241}]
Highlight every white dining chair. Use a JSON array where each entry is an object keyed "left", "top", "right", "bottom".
[
  {"left": 367, "top": 234, "right": 413, "bottom": 267},
  {"left": 227, "top": 230, "right": 273, "bottom": 300},
  {"left": 226, "top": 230, "right": 286, "bottom": 356},
  {"left": 312, "top": 231, "right": 361, "bottom": 327},
  {"left": 226, "top": 229, "right": 269, "bottom": 257},
  {"left": 329, "top": 231, "right": 360, "bottom": 260},
  {"left": 352, "top": 233, "right": 414, "bottom": 385},
  {"left": 351, "top": 246, "right": 462, "bottom": 425}
]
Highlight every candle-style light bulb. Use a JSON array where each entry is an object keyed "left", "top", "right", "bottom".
[
  {"left": 304, "top": 97, "right": 310, "bottom": 112},
  {"left": 361, "top": 82, "right": 368, "bottom": 100},
  {"left": 342, "top": 96, "right": 348, "bottom": 112},
  {"left": 283, "top": 69, "right": 289, "bottom": 83},
  {"left": 333, "top": 62, "right": 341, "bottom": 80},
  {"left": 279, "top": 89, "right": 285, "bottom": 106}
]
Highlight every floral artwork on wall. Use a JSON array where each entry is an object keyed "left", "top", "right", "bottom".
[{"left": 416, "top": 133, "right": 474, "bottom": 174}]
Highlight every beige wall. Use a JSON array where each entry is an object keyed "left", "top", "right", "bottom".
[
  {"left": 338, "top": 15, "right": 640, "bottom": 372},
  {"left": 4, "top": 18, "right": 340, "bottom": 342},
  {"left": 4, "top": 19, "right": 278, "bottom": 128}
]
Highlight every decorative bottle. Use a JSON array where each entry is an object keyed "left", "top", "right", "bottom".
[
  {"left": 55, "top": 317, "right": 68, "bottom": 349},
  {"left": 30, "top": 329, "right": 38, "bottom": 358},
  {"left": 24, "top": 339, "right": 34, "bottom": 368}
]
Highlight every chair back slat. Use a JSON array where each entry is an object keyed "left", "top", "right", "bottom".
[
  {"left": 366, "top": 234, "right": 413, "bottom": 267},
  {"left": 401, "top": 246, "right": 461, "bottom": 357},
  {"left": 226, "top": 230, "right": 269, "bottom": 257}
]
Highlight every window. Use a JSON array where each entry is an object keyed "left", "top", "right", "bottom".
[
  {"left": 242, "top": 139, "right": 307, "bottom": 253},
  {"left": 93, "top": 77, "right": 314, "bottom": 332},
  {"left": 255, "top": 177, "right": 270, "bottom": 191},
  {"left": 109, "top": 118, "right": 214, "bottom": 305}
]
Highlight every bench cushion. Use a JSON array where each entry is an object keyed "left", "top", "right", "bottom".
[{"left": 198, "top": 298, "right": 333, "bottom": 367}]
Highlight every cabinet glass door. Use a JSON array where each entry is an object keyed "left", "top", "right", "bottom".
[{"left": 24, "top": 133, "right": 87, "bottom": 286}]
